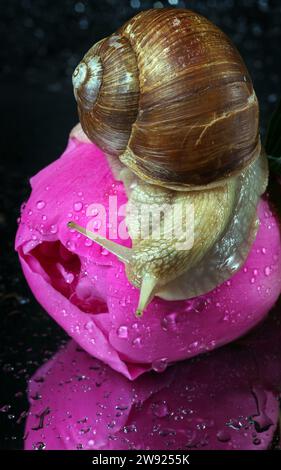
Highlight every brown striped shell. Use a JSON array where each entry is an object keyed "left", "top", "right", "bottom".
[{"left": 72, "top": 8, "right": 260, "bottom": 188}]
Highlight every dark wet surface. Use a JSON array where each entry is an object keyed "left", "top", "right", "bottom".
[{"left": 0, "top": 0, "right": 281, "bottom": 449}]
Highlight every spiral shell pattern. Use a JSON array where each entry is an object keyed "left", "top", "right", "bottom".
[{"left": 73, "top": 8, "right": 260, "bottom": 187}]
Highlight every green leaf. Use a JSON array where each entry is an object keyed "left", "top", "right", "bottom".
[{"left": 265, "top": 99, "right": 281, "bottom": 176}]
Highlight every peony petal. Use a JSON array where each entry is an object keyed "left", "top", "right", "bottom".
[{"left": 16, "top": 139, "right": 281, "bottom": 378}]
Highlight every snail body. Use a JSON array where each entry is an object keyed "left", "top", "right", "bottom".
[{"left": 70, "top": 9, "right": 268, "bottom": 316}]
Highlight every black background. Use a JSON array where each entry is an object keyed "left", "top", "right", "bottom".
[{"left": 0, "top": 0, "right": 280, "bottom": 450}]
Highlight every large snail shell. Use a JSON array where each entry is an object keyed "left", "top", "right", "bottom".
[{"left": 73, "top": 8, "right": 260, "bottom": 187}]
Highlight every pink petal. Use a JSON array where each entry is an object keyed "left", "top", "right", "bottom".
[{"left": 16, "top": 139, "right": 281, "bottom": 378}]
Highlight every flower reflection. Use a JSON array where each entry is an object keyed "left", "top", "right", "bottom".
[{"left": 25, "top": 304, "right": 281, "bottom": 450}]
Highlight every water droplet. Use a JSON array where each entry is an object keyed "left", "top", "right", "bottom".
[
  {"left": 152, "top": 358, "right": 168, "bottom": 373},
  {"left": 0, "top": 405, "right": 11, "bottom": 413},
  {"left": 84, "top": 238, "right": 93, "bottom": 247},
  {"left": 226, "top": 419, "right": 243, "bottom": 430},
  {"left": 261, "top": 247, "right": 267, "bottom": 254},
  {"left": 101, "top": 248, "right": 109, "bottom": 256},
  {"left": 152, "top": 401, "right": 169, "bottom": 418},
  {"left": 250, "top": 277, "right": 256, "bottom": 284},
  {"left": 184, "top": 300, "right": 194, "bottom": 312},
  {"left": 36, "top": 200, "right": 46, "bottom": 210},
  {"left": 32, "top": 441, "right": 46, "bottom": 450},
  {"left": 119, "top": 297, "right": 127, "bottom": 307},
  {"left": 41, "top": 214, "right": 47, "bottom": 221},
  {"left": 66, "top": 240, "right": 76, "bottom": 252},
  {"left": 74, "top": 201, "right": 83, "bottom": 212},
  {"left": 50, "top": 224, "right": 57, "bottom": 234},
  {"left": 216, "top": 430, "right": 231, "bottom": 442},
  {"left": 61, "top": 308, "right": 68, "bottom": 317},
  {"left": 117, "top": 326, "right": 128, "bottom": 339},
  {"left": 158, "top": 428, "right": 177, "bottom": 437},
  {"left": 264, "top": 266, "right": 271, "bottom": 276},
  {"left": 20, "top": 202, "right": 26, "bottom": 213},
  {"left": 253, "top": 437, "right": 261, "bottom": 445},
  {"left": 132, "top": 337, "right": 142, "bottom": 347},
  {"left": 161, "top": 313, "right": 178, "bottom": 331},
  {"left": 194, "top": 298, "right": 206, "bottom": 312},
  {"left": 31, "top": 407, "right": 50, "bottom": 431},
  {"left": 84, "top": 320, "right": 95, "bottom": 332},
  {"left": 123, "top": 424, "right": 137, "bottom": 433}
]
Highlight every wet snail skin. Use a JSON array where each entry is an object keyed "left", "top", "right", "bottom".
[{"left": 69, "top": 8, "right": 268, "bottom": 316}]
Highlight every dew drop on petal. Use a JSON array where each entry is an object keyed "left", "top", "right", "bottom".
[
  {"left": 216, "top": 430, "right": 231, "bottom": 442},
  {"left": 84, "top": 320, "right": 95, "bottom": 332},
  {"left": 50, "top": 224, "right": 57, "bottom": 234},
  {"left": 74, "top": 201, "right": 83, "bottom": 212},
  {"left": 152, "top": 357, "right": 168, "bottom": 373},
  {"left": 194, "top": 298, "right": 206, "bottom": 312},
  {"left": 161, "top": 313, "right": 178, "bottom": 332},
  {"left": 84, "top": 238, "right": 93, "bottom": 247},
  {"left": 66, "top": 240, "right": 76, "bottom": 252},
  {"left": 32, "top": 441, "right": 46, "bottom": 450},
  {"left": 132, "top": 337, "right": 142, "bottom": 347},
  {"left": 123, "top": 424, "right": 137, "bottom": 434},
  {"left": 117, "top": 325, "right": 128, "bottom": 339},
  {"left": 152, "top": 401, "right": 169, "bottom": 418},
  {"left": 189, "top": 341, "right": 199, "bottom": 351},
  {"left": 264, "top": 266, "right": 271, "bottom": 276},
  {"left": 36, "top": 200, "right": 46, "bottom": 210}
]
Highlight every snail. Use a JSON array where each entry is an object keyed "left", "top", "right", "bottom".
[{"left": 69, "top": 8, "right": 268, "bottom": 316}]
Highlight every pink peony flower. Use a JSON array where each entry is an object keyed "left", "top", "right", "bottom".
[
  {"left": 24, "top": 305, "right": 281, "bottom": 450},
  {"left": 16, "top": 136, "right": 281, "bottom": 379}
]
